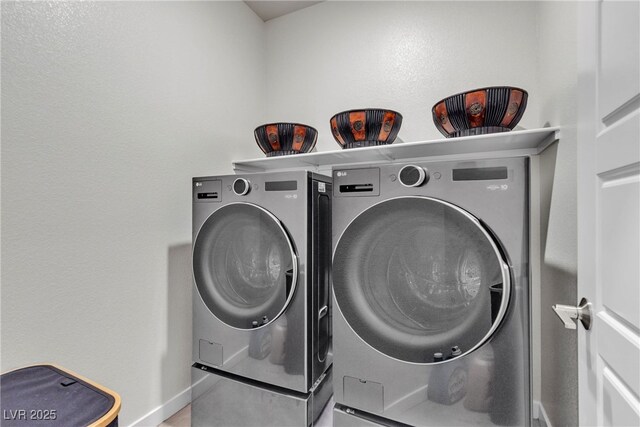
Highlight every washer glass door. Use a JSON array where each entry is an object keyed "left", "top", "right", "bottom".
[
  {"left": 333, "top": 197, "right": 510, "bottom": 363},
  {"left": 193, "top": 203, "right": 297, "bottom": 330}
]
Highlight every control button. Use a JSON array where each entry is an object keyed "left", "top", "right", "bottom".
[
  {"left": 433, "top": 172, "right": 442, "bottom": 180},
  {"left": 389, "top": 174, "right": 397, "bottom": 182},
  {"left": 399, "top": 165, "right": 429, "bottom": 187},
  {"left": 233, "top": 178, "right": 251, "bottom": 196}
]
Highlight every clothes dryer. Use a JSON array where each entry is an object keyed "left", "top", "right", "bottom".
[
  {"left": 191, "top": 171, "right": 333, "bottom": 426},
  {"left": 331, "top": 158, "right": 530, "bottom": 426}
]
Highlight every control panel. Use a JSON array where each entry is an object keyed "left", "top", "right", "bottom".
[
  {"left": 333, "top": 168, "right": 380, "bottom": 197},
  {"left": 193, "top": 179, "right": 222, "bottom": 203}
]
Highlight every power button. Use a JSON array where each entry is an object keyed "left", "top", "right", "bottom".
[{"left": 233, "top": 178, "right": 251, "bottom": 195}]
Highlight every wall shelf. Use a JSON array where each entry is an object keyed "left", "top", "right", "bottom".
[{"left": 232, "top": 127, "right": 560, "bottom": 173}]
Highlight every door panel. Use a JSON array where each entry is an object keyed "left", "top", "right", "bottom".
[
  {"left": 596, "top": 112, "right": 640, "bottom": 174},
  {"left": 602, "top": 368, "right": 640, "bottom": 427},
  {"left": 578, "top": 1, "right": 640, "bottom": 425},
  {"left": 599, "top": 168, "right": 640, "bottom": 329},
  {"left": 599, "top": 0, "right": 640, "bottom": 120},
  {"left": 597, "top": 313, "right": 640, "bottom": 397}
]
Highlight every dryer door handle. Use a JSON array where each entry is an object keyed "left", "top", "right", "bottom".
[{"left": 318, "top": 305, "right": 328, "bottom": 319}]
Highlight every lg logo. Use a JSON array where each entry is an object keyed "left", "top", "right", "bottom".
[{"left": 336, "top": 171, "right": 347, "bottom": 177}]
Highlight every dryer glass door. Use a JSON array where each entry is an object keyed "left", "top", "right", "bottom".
[
  {"left": 333, "top": 196, "right": 510, "bottom": 363},
  {"left": 193, "top": 203, "right": 297, "bottom": 330}
]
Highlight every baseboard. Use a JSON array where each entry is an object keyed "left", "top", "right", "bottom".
[
  {"left": 533, "top": 400, "right": 553, "bottom": 427},
  {"left": 129, "top": 377, "right": 204, "bottom": 427},
  {"left": 132, "top": 349, "right": 247, "bottom": 426}
]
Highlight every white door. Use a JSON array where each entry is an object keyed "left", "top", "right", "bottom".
[{"left": 576, "top": 1, "right": 640, "bottom": 425}]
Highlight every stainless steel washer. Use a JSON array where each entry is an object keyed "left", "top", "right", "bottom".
[
  {"left": 191, "top": 171, "right": 333, "bottom": 426},
  {"left": 331, "top": 158, "right": 530, "bottom": 426}
]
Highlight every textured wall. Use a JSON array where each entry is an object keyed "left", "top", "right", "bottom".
[
  {"left": 536, "top": 2, "right": 579, "bottom": 426},
  {"left": 0, "top": 1, "right": 265, "bottom": 425},
  {"left": 265, "top": 1, "right": 541, "bottom": 151}
]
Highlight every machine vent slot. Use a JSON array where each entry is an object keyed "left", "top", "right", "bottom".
[
  {"left": 265, "top": 181, "right": 297, "bottom": 191},
  {"left": 452, "top": 167, "right": 508, "bottom": 181}
]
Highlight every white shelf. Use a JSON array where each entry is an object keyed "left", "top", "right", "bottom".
[{"left": 232, "top": 127, "right": 560, "bottom": 173}]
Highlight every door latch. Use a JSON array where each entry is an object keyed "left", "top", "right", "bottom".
[{"left": 552, "top": 297, "right": 592, "bottom": 330}]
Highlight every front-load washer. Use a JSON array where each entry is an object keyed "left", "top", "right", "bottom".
[
  {"left": 331, "top": 157, "right": 530, "bottom": 426},
  {"left": 191, "top": 171, "right": 333, "bottom": 426}
]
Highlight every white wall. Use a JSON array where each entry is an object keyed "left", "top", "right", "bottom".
[
  {"left": 535, "top": 2, "right": 579, "bottom": 426},
  {"left": 0, "top": 1, "right": 265, "bottom": 425},
  {"left": 265, "top": 1, "right": 541, "bottom": 151}
]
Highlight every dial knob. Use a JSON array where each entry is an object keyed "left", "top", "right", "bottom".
[
  {"left": 233, "top": 178, "right": 251, "bottom": 196},
  {"left": 399, "top": 165, "right": 428, "bottom": 187}
]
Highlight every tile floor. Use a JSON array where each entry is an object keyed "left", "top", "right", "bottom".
[
  {"left": 159, "top": 404, "right": 190, "bottom": 427},
  {"left": 159, "top": 399, "right": 542, "bottom": 427},
  {"left": 158, "top": 398, "right": 334, "bottom": 427}
]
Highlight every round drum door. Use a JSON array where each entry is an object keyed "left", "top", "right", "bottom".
[
  {"left": 333, "top": 197, "right": 510, "bottom": 364},
  {"left": 193, "top": 203, "right": 297, "bottom": 330}
]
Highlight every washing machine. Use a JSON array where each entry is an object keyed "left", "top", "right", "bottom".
[
  {"left": 331, "top": 157, "right": 530, "bottom": 427},
  {"left": 191, "top": 171, "right": 333, "bottom": 426}
]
